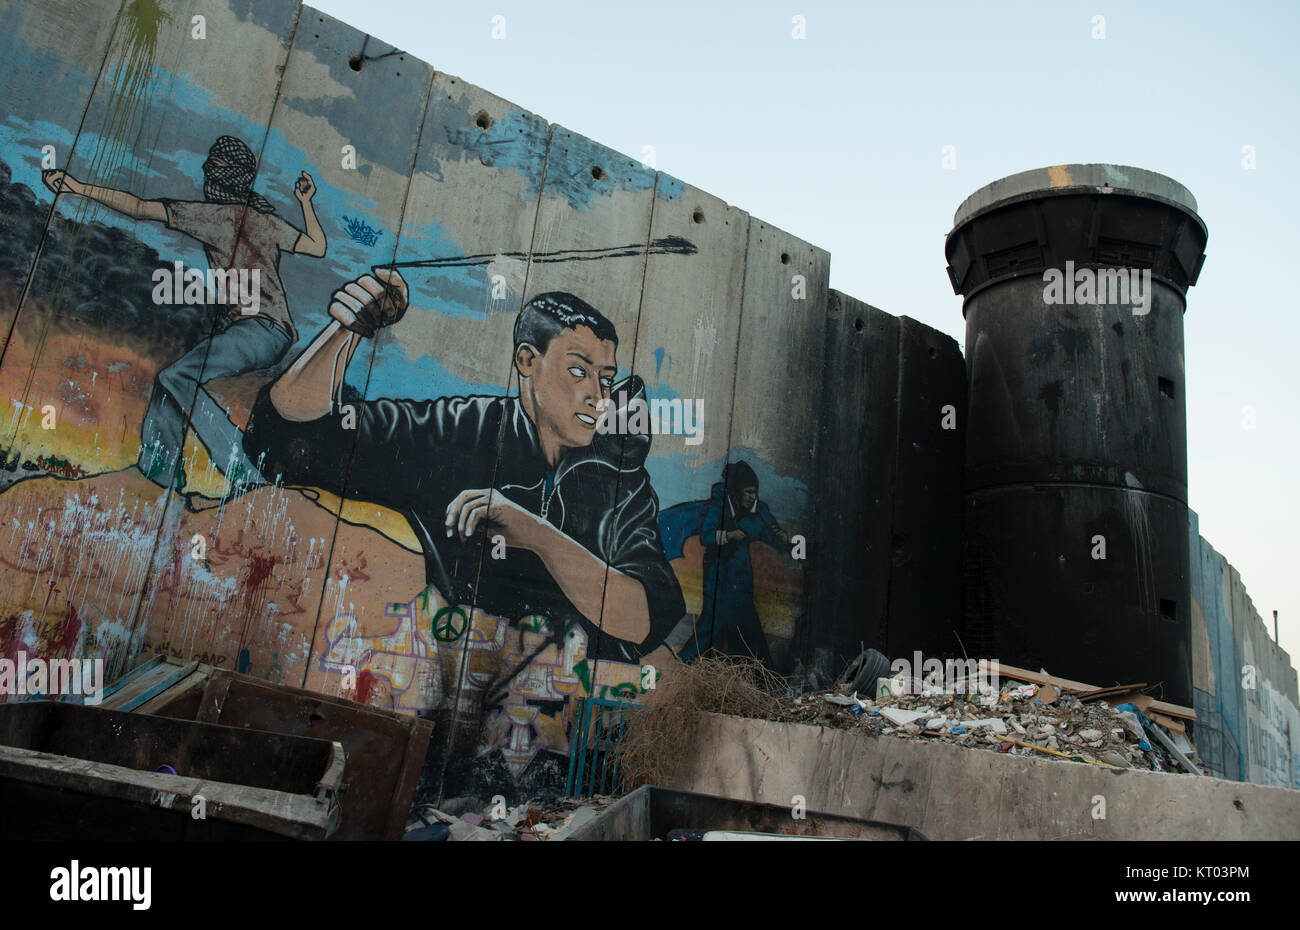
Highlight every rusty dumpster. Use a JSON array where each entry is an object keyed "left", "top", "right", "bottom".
[
  {"left": 101, "top": 657, "right": 432, "bottom": 840},
  {"left": 0, "top": 700, "right": 344, "bottom": 840}
]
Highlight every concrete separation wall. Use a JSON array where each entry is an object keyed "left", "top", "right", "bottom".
[
  {"left": 3, "top": 0, "right": 1290, "bottom": 809},
  {"left": 1189, "top": 510, "right": 1299, "bottom": 788},
  {"left": 0, "top": 0, "right": 964, "bottom": 800},
  {"left": 663, "top": 712, "right": 1300, "bottom": 840},
  {"left": 806, "top": 291, "right": 964, "bottom": 683}
]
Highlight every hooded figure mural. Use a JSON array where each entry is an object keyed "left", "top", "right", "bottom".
[{"left": 660, "top": 460, "right": 789, "bottom": 667}]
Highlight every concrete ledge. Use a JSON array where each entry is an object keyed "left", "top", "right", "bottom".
[
  {"left": 952, "top": 163, "right": 1200, "bottom": 227},
  {"left": 662, "top": 714, "right": 1300, "bottom": 840}
]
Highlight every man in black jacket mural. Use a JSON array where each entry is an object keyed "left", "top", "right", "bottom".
[{"left": 243, "top": 268, "right": 686, "bottom": 663}]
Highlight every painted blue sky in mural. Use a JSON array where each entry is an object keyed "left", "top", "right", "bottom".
[
  {"left": 305, "top": 0, "right": 1300, "bottom": 663},
  {"left": 0, "top": 14, "right": 802, "bottom": 518}
]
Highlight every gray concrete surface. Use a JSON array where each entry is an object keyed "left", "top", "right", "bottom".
[{"left": 663, "top": 712, "right": 1300, "bottom": 839}]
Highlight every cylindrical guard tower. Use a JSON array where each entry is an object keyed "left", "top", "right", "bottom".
[{"left": 946, "top": 165, "right": 1207, "bottom": 706}]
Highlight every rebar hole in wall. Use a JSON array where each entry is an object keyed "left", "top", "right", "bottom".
[
  {"left": 475, "top": 110, "right": 493, "bottom": 130},
  {"left": 591, "top": 165, "right": 606, "bottom": 181}
]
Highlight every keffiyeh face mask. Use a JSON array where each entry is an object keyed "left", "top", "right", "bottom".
[{"left": 202, "top": 135, "right": 275, "bottom": 215}]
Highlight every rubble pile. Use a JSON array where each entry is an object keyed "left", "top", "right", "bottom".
[
  {"left": 404, "top": 795, "right": 616, "bottom": 842},
  {"left": 405, "top": 657, "right": 1207, "bottom": 841},
  {"left": 785, "top": 674, "right": 1201, "bottom": 773}
]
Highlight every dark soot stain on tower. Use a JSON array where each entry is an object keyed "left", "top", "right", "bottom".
[{"left": 946, "top": 165, "right": 1207, "bottom": 706}]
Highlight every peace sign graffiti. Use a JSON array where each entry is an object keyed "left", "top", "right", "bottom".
[{"left": 432, "top": 605, "right": 469, "bottom": 643}]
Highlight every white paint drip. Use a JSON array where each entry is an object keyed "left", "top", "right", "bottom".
[
  {"left": 691, "top": 311, "right": 718, "bottom": 399},
  {"left": 1121, "top": 471, "right": 1156, "bottom": 613}
]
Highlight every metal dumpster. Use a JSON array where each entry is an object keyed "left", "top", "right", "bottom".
[
  {"left": 0, "top": 701, "right": 344, "bottom": 840},
  {"left": 566, "top": 785, "right": 927, "bottom": 841},
  {"left": 101, "top": 656, "right": 432, "bottom": 840}
]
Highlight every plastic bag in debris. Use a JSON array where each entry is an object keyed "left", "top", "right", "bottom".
[{"left": 1113, "top": 702, "right": 1153, "bottom": 751}]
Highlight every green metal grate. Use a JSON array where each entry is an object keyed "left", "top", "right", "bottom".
[{"left": 565, "top": 696, "right": 637, "bottom": 798}]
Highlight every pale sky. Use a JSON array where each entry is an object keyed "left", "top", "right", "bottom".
[{"left": 314, "top": 0, "right": 1300, "bottom": 664}]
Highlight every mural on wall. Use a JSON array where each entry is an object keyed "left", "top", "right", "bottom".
[
  {"left": 244, "top": 272, "right": 688, "bottom": 665},
  {"left": 1189, "top": 515, "right": 1300, "bottom": 789},
  {"left": 0, "top": 0, "right": 819, "bottom": 796},
  {"left": 661, "top": 460, "right": 794, "bottom": 667},
  {"left": 42, "top": 135, "right": 327, "bottom": 508}
]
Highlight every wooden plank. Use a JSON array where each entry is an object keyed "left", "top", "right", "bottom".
[
  {"left": 1146, "top": 718, "right": 1203, "bottom": 774},
  {"left": 101, "top": 659, "right": 197, "bottom": 711},
  {"left": 996, "top": 662, "right": 1196, "bottom": 719},
  {"left": 1100, "top": 692, "right": 1187, "bottom": 733},
  {"left": 99, "top": 654, "right": 168, "bottom": 702},
  {"left": 133, "top": 668, "right": 211, "bottom": 716},
  {"left": 980, "top": 735, "right": 1119, "bottom": 767},
  {"left": 1075, "top": 683, "right": 1148, "bottom": 701},
  {"left": 1149, "top": 711, "right": 1186, "bottom": 734}
]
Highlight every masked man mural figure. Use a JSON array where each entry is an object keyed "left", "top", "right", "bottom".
[
  {"left": 242, "top": 269, "right": 685, "bottom": 663},
  {"left": 43, "top": 135, "right": 327, "bottom": 510},
  {"left": 665, "top": 460, "right": 790, "bottom": 668}
]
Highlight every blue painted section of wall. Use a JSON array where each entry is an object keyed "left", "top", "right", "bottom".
[{"left": 1189, "top": 509, "right": 1298, "bottom": 787}]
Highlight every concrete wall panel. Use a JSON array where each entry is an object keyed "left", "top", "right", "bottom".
[
  {"left": 0, "top": 0, "right": 124, "bottom": 356},
  {"left": 0, "top": 0, "right": 299, "bottom": 681},
  {"left": 1188, "top": 513, "right": 1298, "bottom": 788},
  {"left": 627, "top": 182, "right": 749, "bottom": 670},
  {"left": 294, "top": 73, "right": 551, "bottom": 745},
  {"left": 724, "top": 222, "right": 828, "bottom": 672},
  {"left": 886, "top": 317, "right": 964, "bottom": 659},
  {"left": 136, "top": 11, "right": 434, "bottom": 692},
  {"left": 669, "top": 713, "right": 1300, "bottom": 840},
  {"left": 443, "top": 128, "right": 663, "bottom": 797},
  {"left": 808, "top": 292, "right": 898, "bottom": 679},
  {"left": 337, "top": 83, "right": 553, "bottom": 800}
]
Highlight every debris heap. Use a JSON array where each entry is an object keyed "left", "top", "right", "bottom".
[
  {"left": 404, "top": 795, "right": 616, "bottom": 842},
  {"left": 783, "top": 656, "right": 1203, "bottom": 774},
  {"left": 409, "top": 655, "right": 1207, "bottom": 840}
]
